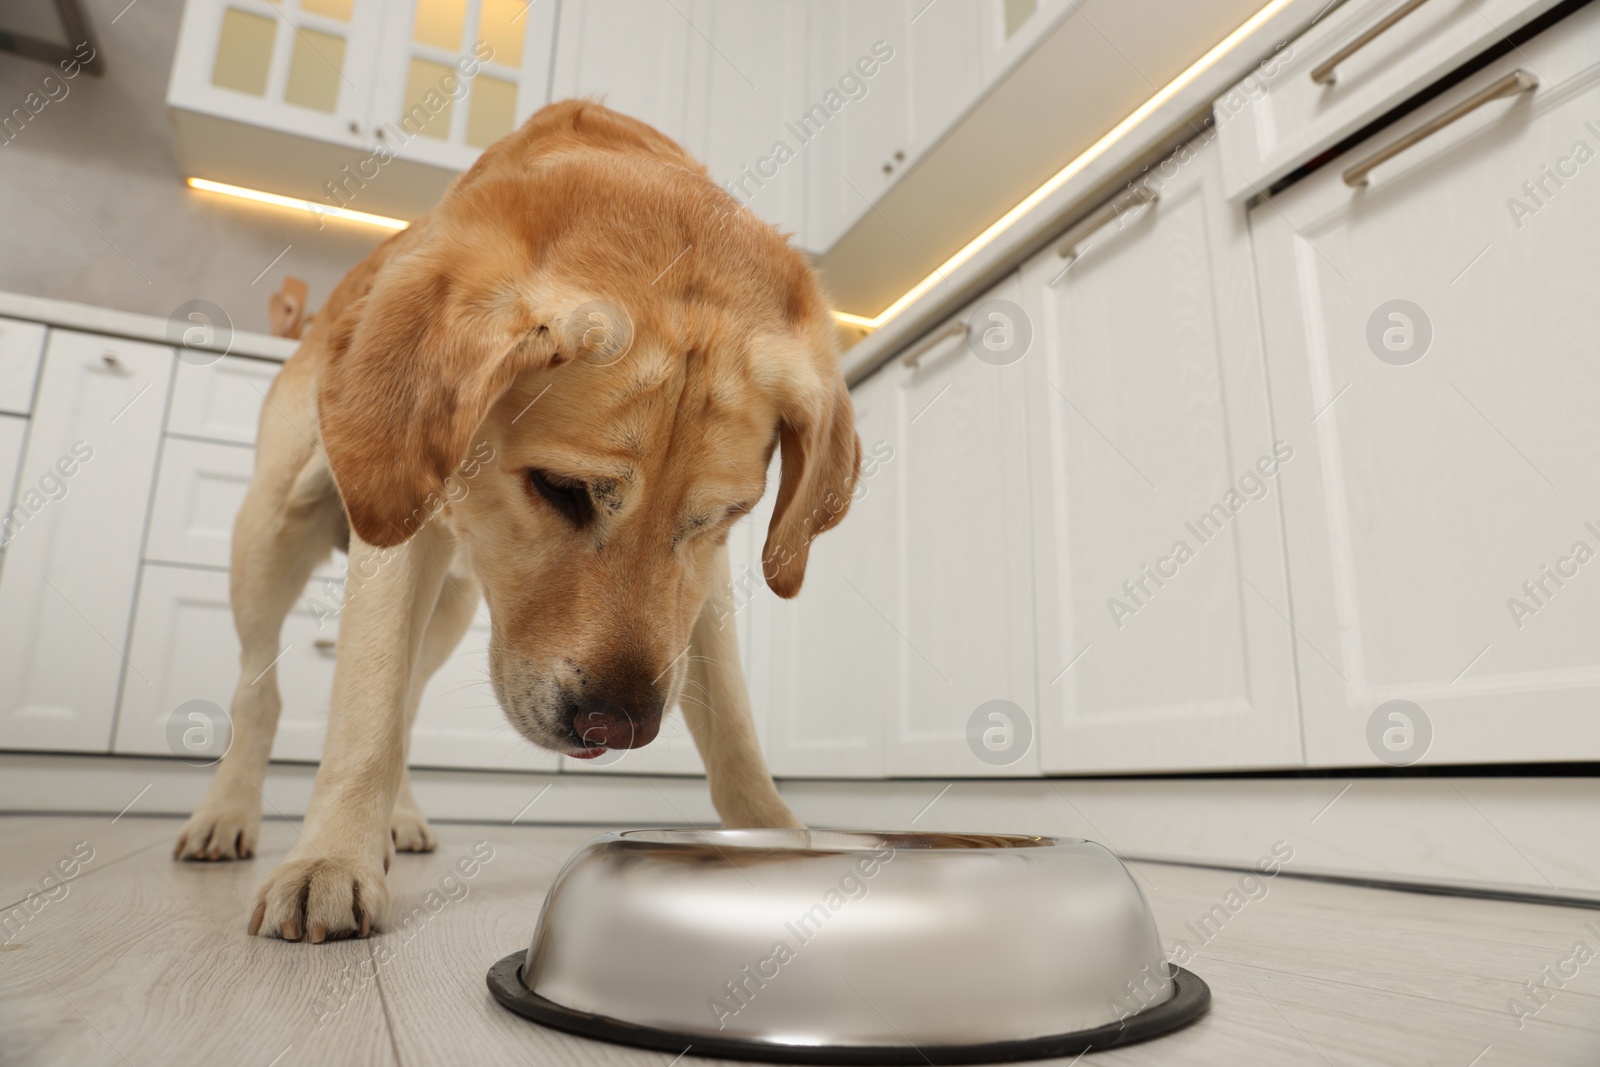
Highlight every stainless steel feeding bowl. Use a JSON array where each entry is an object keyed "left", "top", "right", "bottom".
[{"left": 487, "top": 829, "right": 1208, "bottom": 1063}]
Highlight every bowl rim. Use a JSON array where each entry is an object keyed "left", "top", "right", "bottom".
[
  {"left": 487, "top": 952, "right": 1210, "bottom": 1064},
  {"left": 609, "top": 828, "right": 1078, "bottom": 853}
]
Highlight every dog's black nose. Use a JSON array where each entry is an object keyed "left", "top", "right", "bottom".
[{"left": 571, "top": 697, "right": 663, "bottom": 749}]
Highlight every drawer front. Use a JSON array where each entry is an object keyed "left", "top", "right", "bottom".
[
  {"left": 0, "top": 317, "right": 46, "bottom": 416},
  {"left": 114, "top": 564, "right": 342, "bottom": 762},
  {"left": 168, "top": 355, "right": 281, "bottom": 445},
  {"left": 1215, "top": 0, "right": 1563, "bottom": 199},
  {"left": 146, "top": 437, "right": 254, "bottom": 570}
]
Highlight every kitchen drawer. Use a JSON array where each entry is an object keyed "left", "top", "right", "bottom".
[
  {"left": 0, "top": 318, "right": 45, "bottom": 416},
  {"left": 167, "top": 355, "right": 281, "bottom": 445},
  {"left": 1214, "top": 0, "right": 1565, "bottom": 199},
  {"left": 146, "top": 436, "right": 343, "bottom": 577},
  {"left": 114, "top": 564, "right": 342, "bottom": 762}
]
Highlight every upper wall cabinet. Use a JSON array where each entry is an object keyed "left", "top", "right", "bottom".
[
  {"left": 1250, "top": 8, "right": 1600, "bottom": 766},
  {"left": 1020, "top": 135, "right": 1301, "bottom": 774},
  {"left": 169, "top": 0, "right": 557, "bottom": 217},
  {"left": 550, "top": 0, "right": 702, "bottom": 157},
  {"left": 368, "top": 0, "right": 560, "bottom": 172}
]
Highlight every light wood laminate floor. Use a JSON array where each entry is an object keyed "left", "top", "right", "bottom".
[{"left": 2, "top": 815, "right": 1597, "bottom": 1065}]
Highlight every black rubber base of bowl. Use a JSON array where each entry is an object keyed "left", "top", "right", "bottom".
[{"left": 486, "top": 953, "right": 1210, "bottom": 1064}]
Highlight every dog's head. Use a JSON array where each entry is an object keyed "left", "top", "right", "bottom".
[{"left": 317, "top": 113, "right": 858, "bottom": 757}]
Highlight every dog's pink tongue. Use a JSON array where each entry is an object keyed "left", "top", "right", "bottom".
[{"left": 568, "top": 748, "right": 606, "bottom": 760}]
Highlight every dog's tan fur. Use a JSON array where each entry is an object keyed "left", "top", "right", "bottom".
[{"left": 174, "top": 101, "right": 859, "bottom": 942}]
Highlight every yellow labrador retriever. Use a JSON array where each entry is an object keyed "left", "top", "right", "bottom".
[{"left": 173, "top": 101, "right": 860, "bottom": 942}]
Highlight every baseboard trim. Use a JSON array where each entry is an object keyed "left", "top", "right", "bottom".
[{"left": 2, "top": 754, "right": 1594, "bottom": 903}]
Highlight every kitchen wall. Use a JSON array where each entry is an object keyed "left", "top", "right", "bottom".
[{"left": 0, "top": 0, "right": 382, "bottom": 335}]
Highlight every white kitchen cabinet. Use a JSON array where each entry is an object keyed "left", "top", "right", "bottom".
[
  {"left": 1215, "top": 0, "right": 1564, "bottom": 199},
  {"left": 551, "top": 0, "right": 705, "bottom": 159},
  {"left": 885, "top": 284, "right": 1037, "bottom": 777},
  {"left": 145, "top": 437, "right": 255, "bottom": 572},
  {"left": 0, "top": 415, "right": 26, "bottom": 525},
  {"left": 805, "top": 0, "right": 911, "bottom": 251},
  {"left": 698, "top": 0, "right": 811, "bottom": 242},
  {"left": 367, "top": 0, "right": 558, "bottom": 172},
  {"left": 114, "top": 564, "right": 342, "bottom": 762},
  {"left": 0, "top": 332, "right": 174, "bottom": 752},
  {"left": 1250, "top": 7, "right": 1600, "bottom": 766},
  {"left": 752, "top": 366, "right": 899, "bottom": 778},
  {"left": 169, "top": 0, "right": 388, "bottom": 147},
  {"left": 1020, "top": 136, "right": 1301, "bottom": 773},
  {"left": 0, "top": 317, "right": 46, "bottom": 416}
]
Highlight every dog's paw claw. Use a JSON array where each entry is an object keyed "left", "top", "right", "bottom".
[
  {"left": 390, "top": 809, "right": 437, "bottom": 853},
  {"left": 175, "top": 799, "right": 261, "bottom": 862},
  {"left": 251, "top": 856, "right": 387, "bottom": 942}
]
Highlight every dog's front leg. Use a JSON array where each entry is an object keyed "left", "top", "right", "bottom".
[
  {"left": 249, "top": 524, "right": 453, "bottom": 941},
  {"left": 682, "top": 543, "right": 802, "bottom": 830}
]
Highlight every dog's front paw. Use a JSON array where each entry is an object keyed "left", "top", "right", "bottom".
[
  {"left": 249, "top": 854, "right": 388, "bottom": 942},
  {"left": 390, "top": 807, "right": 437, "bottom": 853},
  {"left": 175, "top": 794, "right": 262, "bottom": 861}
]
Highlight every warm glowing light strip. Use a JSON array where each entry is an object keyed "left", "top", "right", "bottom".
[
  {"left": 836, "top": 0, "right": 1297, "bottom": 332},
  {"left": 186, "top": 177, "right": 409, "bottom": 230}
]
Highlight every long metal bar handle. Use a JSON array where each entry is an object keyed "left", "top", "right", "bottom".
[
  {"left": 1343, "top": 69, "right": 1538, "bottom": 187},
  {"left": 900, "top": 321, "right": 970, "bottom": 369},
  {"left": 1310, "top": 0, "right": 1433, "bottom": 86},
  {"left": 1055, "top": 185, "right": 1158, "bottom": 262}
]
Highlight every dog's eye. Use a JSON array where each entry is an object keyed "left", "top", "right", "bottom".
[{"left": 527, "top": 469, "right": 594, "bottom": 528}]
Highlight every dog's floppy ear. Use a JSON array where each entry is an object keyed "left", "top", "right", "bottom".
[
  {"left": 318, "top": 257, "right": 563, "bottom": 548},
  {"left": 762, "top": 374, "right": 861, "bottom": 598}
]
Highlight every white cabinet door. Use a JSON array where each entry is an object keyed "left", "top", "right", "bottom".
[
  {"left": 367, "top": 0, "right": 558, "bottom": 171},
  {"left": 167, "top": 355, "right": 280, "bottom": 446},
  {"left": 1250, "top": 11, "right": 1600, "bottom": 766},
  {"left": 1021, "top": 137, "right": 1301, "bottom": 773},
  {"left": 168, "top": 0, "right": 388, "bottom": 146},
  {"left": 886, "top": 285, "right": 1037, "bottom": 777},
  {"left": 698, "top": 0, "right": 810, "bottom": 243},
  {"left": 0, "top": 332, "right": 173, "bottom": 752},
  {"left": 0, "top": 317, "right": 46, "bottom": 416},
  {"left": 551, "top": 0, "right": 703, "bottom": 158},
  {"left": 805, "top": 0, "right": 910, "bottom": 250},
  {"left": 754, "top": 367, "right": 899, "bottom": 778},
  {"left": 906, "top": 0, "right": 1002, "bottom": 160},
  {"left": 114, "top": 564, "right": 342, "bottom": 762}
]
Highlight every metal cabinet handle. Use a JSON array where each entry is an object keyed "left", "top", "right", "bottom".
[
  {"left": 313, "top": 637, "right": 337, "bottom": 655},
  {"left": 1343, "top": 69, "right": 1537, "bottom": 187},
  {"left": 101, "top": 352, "right": 121, "bottom": 369},
  {"left": 1056, "top": 185, "right": 1157, "bottom": 263},
  {"left": 1310, "top": 0, "right": 1433, "bottom": 86},
  {"left": 899, "top": 321, "right": 969, "bottom": 369}
]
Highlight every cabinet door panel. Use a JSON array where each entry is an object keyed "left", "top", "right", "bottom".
[
  {"left": 888, "top": 286, "right": 1036, "bottom": 777},
  {"left": 1251, "top": 12, "right": 1600, "bottom": 765},
  {"left": 757, "top": 367, "right": 898, "bottom": 777},
  {"left": 0, "top": 332, "right": 173, "bottom": 751},
  {"left": 367, "top": 0, "right": 558, "bottom": 171},
  {"left": 551, "top": 0, "right": 701, "bottom": 156},
  {"left": 700, "top": 0, "right": 809, "bottom": 242},
  {"left": 1023, "top": 137, "right": 1301, "bottom": 773},
  {"left": 167, "top": 355, "right": 279, "bottom": 446},
  {"left": 806, "top": 0, "right": 910, "bottom": 250},
  {"left": 114, "top": 564, "right": 341, "bottom": 762},
  {"left": 168, "top": 0, "right": 387, "bottom": 146}
]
